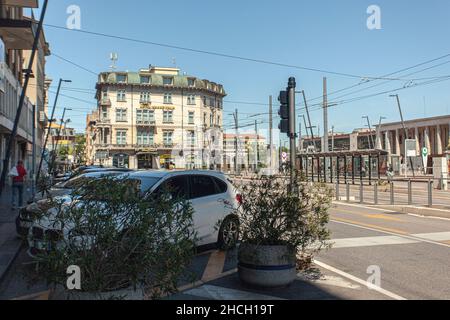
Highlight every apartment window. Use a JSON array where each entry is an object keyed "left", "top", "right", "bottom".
[
  {"left": 117, "top": 74, "right": 127, "bottom": 83},
  {"left": 137, "top": 131, "right": 154, "bottom": 146},
  {"left": 217, "top": 115, "right": 221, "bottom": 125},
  {"left": 101, "top": 106, "right": 108, "bottom": 120},
  {"left": 140, "top": 91, "right": 151, "bottom": 103},
  {"left": 203, "top": 113, "right": 207, "bottom": 125},
  {"left": 163, "top": 77, "right": 174, "bottom": 86},
  {"left": 117, "top": 90, "right": 126, "bottom": 102},
  {"left": 163, "top": 131, "right": 173, "bottom": 146},
  {"left": 187, "top": 94, "right": 196, "bottom": 105},
  {"left": 188, "top": 78, "right": 195, "bottom": 87},
  {"left": 140, "top": 75, "right": 150, "bottom": 84},
  {"left": 210, "top": 98, "right": 215, "bottom": 107},
  {"left": 116, "top": 130, "right": 127, "bottom": 145},
  {"left": 163, "top": 110, "right": 173, "bottom": 123},
  {"left": 164, "top": 93, "right": 172, "bottom": 104},
  {"left": 187, "top": 131, "right": 195, "bottom": 146},
  {"left": 137, "top": 109, "right": 154, "bottom": 123},
  {"left": 116, "top": 108, "right": 127, "bottom": 122},
  {"left": 102, "top": 90, "right": 108, "bottom": 99},
  {"left": 203, "top": 96, "right": 207, "bottom": 106},
  {"left": 188, "top": 111, "right": 195, "bottom": 125},
  {"left": 210, "top": 113, "right": 213, "bottom": 126}
]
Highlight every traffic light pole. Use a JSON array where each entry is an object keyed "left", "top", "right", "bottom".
[{"left": 288, "top": 78, "right": 297, "bottom": 189}]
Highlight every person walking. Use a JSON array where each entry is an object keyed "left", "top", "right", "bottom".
[{"left": 10, "top": 160, "right": 27, "bottom": 210}]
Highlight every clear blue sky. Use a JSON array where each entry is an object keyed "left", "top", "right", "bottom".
[{"left": 32, "top": 0, "right": 450, "bottom": 141}]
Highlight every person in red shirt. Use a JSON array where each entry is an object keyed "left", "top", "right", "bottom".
[{"left": 11, "top": 160, "right": 27, "bottom": 209}]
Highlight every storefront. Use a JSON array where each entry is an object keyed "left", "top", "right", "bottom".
[
  {"left": 137, "top": 148, "right": 159, "bottom": 169},
  {"left": 112, "top": 153, "right": 130, "bottom": 168}
]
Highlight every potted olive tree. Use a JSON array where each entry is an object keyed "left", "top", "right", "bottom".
[
  {"left": 232, "top": 174, "right": 332, "bottom": 288},
  {"left": 27, "top": 176, "right": 197, "bottom": 300}
]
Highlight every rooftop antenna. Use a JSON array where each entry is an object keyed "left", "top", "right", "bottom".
[
  {"left": 110, "top": 53, "right": 118, "bottom": 71},
  {"left": 172, "top": 57, "right": 177, "bottom": 67}
]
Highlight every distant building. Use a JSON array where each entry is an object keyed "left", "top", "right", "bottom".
[
  {"left": 374, "top": 115, "right": 450, "bottom": 172},
  {"left": 301, "top": 128, "right": 376, "bottom": 152},
  {"left": 223, "top": 133, "right": 267, "bottom": 173},
  {"left": 87, "top": 66, "right": 226, "bottom": 169}
]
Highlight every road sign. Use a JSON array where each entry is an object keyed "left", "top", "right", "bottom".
[
  {"left": 281, "top": 152, "right": 288, "bottom": 163},
  {"left": 422, "top": 147, "right": 428, "bottom": 157}
]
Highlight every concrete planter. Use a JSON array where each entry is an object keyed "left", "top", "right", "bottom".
[{"left": 238, "top": 243, "right": 297, "bottom": 288}]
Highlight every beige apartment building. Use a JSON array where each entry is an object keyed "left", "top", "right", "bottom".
[
  {"left": 0, "top": 0, "right": 50, "bottom": 177},
  {"left": 87, "top": 66, "right": 226, "bottom": 169}
]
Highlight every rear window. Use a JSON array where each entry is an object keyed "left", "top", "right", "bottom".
[
  {"left": 135, "top": 177, "right": 161, "bottom": 193},
  {"left": 213, "top": 178, "right": 228, "bottom": 194},
  {"left": 190, "top": 175, "right": 218, "bottom": 199}
]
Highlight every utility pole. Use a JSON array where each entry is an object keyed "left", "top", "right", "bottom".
[
  {"left": 331, "top": 125, "right": 335, "bottom": 152},
  {"left": 36, "top": 78, "right": 71, "bottom": 184},
  {"left": 0, "top": 0, "right": 48, "bottom": 196},
  {"left": 255, "top": 120, "right": 259, "bottom": 173},
  {"left": 323, "top": 77, "right": 329, "bottom": 152},
  {"left": 298, "top": 117, "right": 302, "bottom": 152},
  {"left": 233, "top": 109, "right": 239, "bottom": 174},
  {"left": 301, "top": 91, "right": 315, "bottom": 150},
  {"left": 390, "top": 94, "right": 415, "bottom": 177},
  {"left": 376, "top": 116, "right": 387, "bottom": 149},
  {"left": 362, "top": 116, "right": 374, "bottom": 149},
  {"left": 269, "top": 95, "right": 273, "bottom": 171},
  {"left": 31, "top": 105, "right": 36, "bottom": 201}
]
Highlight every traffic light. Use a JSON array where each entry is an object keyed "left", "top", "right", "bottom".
[{"left": 278, "top": 90, "right": 289, "bottom": 134}]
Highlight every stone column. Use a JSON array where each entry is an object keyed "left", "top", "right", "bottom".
[
  {"left": 395, "top": 129, "right": 400, "bottom": 155},
  {"left": 436, "top": 125, "right": 443, "bottom": 155},
  {"left": 385, "top": 131, "right": 391, "bottom": 162},
  {"left": 376, "top": 129, "right": 382, "bottom": 150},
  {"left": 424, "top": 127, "right": 431, "bottom": 153}
]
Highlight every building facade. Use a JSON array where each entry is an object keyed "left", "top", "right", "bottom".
[
  {"left": 0, "top": 0, "right": 50, "bottom": 179},
  {"left": 88, "top": 66, "right": 226, "bottom": 169},
  {"left": 374, "top": 115, "right": 450, "bottom": 172},
  {"left": 223, "top": 133, "right": 267, "bottom": 173}
]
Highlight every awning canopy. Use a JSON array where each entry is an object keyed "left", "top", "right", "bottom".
[{"left": 0, "top": 18, "right": 35, "bottom": 49}]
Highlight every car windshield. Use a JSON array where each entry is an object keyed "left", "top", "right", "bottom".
[{"left": 130, "top": 177, "right": 161, "bottom": 194}]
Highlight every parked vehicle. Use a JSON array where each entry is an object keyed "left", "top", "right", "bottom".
[
  {"left": 16, "top": 171, "right": 126, "bottom": 238},
  {"left": 27, "top": 170, "right": 241, "bottom": 257}
]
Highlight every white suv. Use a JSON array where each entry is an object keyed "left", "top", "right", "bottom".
[{"left": 28, "top": 170, "right": 241, "bottom": 257}]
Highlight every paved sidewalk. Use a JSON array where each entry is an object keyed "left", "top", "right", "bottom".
[{"left": 0, "top": 186, "right": 28, "bottom": 284}]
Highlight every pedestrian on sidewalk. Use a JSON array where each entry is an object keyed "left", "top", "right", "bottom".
[{"left": 9, "top": 160, "right": 27, "bottom": 210}]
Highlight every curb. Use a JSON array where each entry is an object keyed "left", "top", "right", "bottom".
[
  {"left": 379, "top": 206, "right": 450, "bottom": 219},
  {"left": 0, "top": 240, "right": 24, "bottom": 285}
]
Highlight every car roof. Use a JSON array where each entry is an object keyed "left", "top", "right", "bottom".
[{"left": 121, "top": 170, "right": 227, "bottom": 180}]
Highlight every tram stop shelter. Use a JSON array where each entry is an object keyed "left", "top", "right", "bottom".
[{"left": 297, "top": 150, "right": 389, "bottom": 185}]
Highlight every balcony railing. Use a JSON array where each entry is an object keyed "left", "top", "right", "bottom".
[
  {"left": 100, "top": 98, "right": 111, "bottom": 106},
  {"left": 136, "top": 119, "right": 156, "bottom": 126}
]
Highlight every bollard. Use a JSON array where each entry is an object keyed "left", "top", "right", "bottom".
[
  {"left": 360, "top": 182, "right": 364, "bottom": 204},
  {"left": 428, "top": 179, "right": 433, "bottom": 207},
  {"left": 390, "top": 182, "right": 394, "bottom": 205},
  {"left": 374, "top": 183, "right": 378, "bottom": 205},
  {"left": 346, "top": 183, "right": 350, "bottom": 203},
  {"left": 336, "top": 180, "right": 340, "bottom": 201},
  {"left": 408, "top": 180, "right": 412, "bottom": 205}
]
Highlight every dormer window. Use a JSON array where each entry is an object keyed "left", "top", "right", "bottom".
[
  {"left": 117, "top": 74, "right": 127, "bottom": 83},
  {"left": 140, "top": 75, "right": 151, "bottom": 84},
  {"left": 188, "top": 78, "right": 195, "bottom": 87},
  {"left": 163, "top": 77, "right": 174, "bottom": 86}
]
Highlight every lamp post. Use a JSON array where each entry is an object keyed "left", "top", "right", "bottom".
[{"left": 36, "top": 79, "right": 72, "bottom": 183}]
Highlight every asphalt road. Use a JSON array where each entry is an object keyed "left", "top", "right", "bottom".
[
  {"left": 320, "top": 203, "right": 450, "bottom": 299},
  {"left": 1, "top": 201, "right": 449, "bottom": 300}
]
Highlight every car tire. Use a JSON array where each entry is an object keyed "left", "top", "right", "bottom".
[{"left": 217, "top": 216, "right": 239, "bottom": 251}]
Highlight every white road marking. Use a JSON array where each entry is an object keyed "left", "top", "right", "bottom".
[
  {"left": 331, "top": 236, "right": 418, "bottom": 248},
  {"left": 331, "top": 219, "right": 450, "bottom": 248},
  {"left": 412, "top": 232, "right": 450, "bottom": 242},
  {"left": 184, "top": 284, "right": 285, "bottom": 300},
  {"left": 298, "top": 274, "right": 361, "bottom": 290},
  {"left": 314, "top": 260, "right": 407, "bottom": 300}
]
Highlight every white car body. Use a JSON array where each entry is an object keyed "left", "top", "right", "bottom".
[{"left": 27, "top": 170, "right": 239, "bottom": 257}]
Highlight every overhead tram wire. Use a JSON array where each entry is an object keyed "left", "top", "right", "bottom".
[{"left": 44, "top": 23, "right": 436, "bottom": 81}]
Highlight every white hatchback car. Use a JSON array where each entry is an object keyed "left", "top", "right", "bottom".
[{"left": 28, "top": 170, "right": 241, "bottom": 257}]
